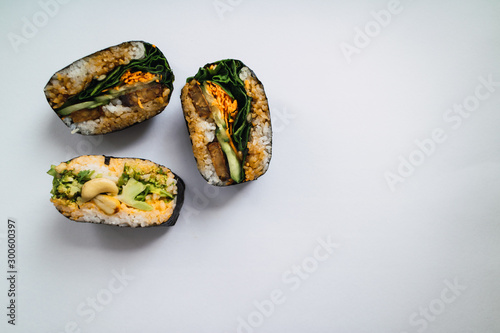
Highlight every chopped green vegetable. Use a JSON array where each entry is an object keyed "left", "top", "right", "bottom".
[
  {"left": 134, "top": 184, "right": 150, "bottom": 202},
  {"left": 76, "top": 170, "right": 94, "bottom": 183},
  {"left": 150, "top": 186, "right": 174, "bottom": 199},
  {"left": 116, "top": 178, "right": 153, "bottom": 211},
  {"left": 47, "top": 165, "right": 57, "bottom": 177},
  {"left": 47, "top": 167, "right": 95, "bottom": 201}
]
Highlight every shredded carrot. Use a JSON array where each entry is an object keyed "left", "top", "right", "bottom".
[
  {"left": 206, "top": 81, "right": 238, "bottom": 117},
  {"left": 137, "top": 97, "right": 143, "bottom": 109},
  {"left": 120, "top": 70, "right": 156, "bottom": 85}
]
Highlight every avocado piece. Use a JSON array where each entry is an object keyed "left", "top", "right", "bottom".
[
  {"left": 216, "top": 130, "right": 243, "bottom": 183},
  {"left": 57, "top": 101, "right": 102, "bottom": 116},
  {"left": 116, "top": 178, "right": 153, "bottom": 211}
]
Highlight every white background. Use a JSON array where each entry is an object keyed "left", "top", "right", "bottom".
[{"left": 1, "top": 0, "right": 499, "bottom": 332}]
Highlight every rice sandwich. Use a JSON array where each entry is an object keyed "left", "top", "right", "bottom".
[
  {"left": 47, "top": 155, "right": 184, "bottom": 227},
  {"left": 181, "top": 59, "right": 272, "bottom": 186},
  {"left": 44, "top": 41, "right": 174, "bottom": 135}
]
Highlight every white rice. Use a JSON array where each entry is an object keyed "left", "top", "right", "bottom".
[{"left": 239, "top": 67, "right": 251, "bottom": 81}]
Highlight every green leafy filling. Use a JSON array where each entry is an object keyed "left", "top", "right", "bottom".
[{"left": 76, "top": 170, "right": 94, "bottom": 183}]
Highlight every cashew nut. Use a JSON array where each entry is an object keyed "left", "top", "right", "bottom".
[
  {"left": 93, "top": 194, "right": 120, "bottom": 215},
  {"left": 81, "top": 178, "right": 118, "bottom": 202}
]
